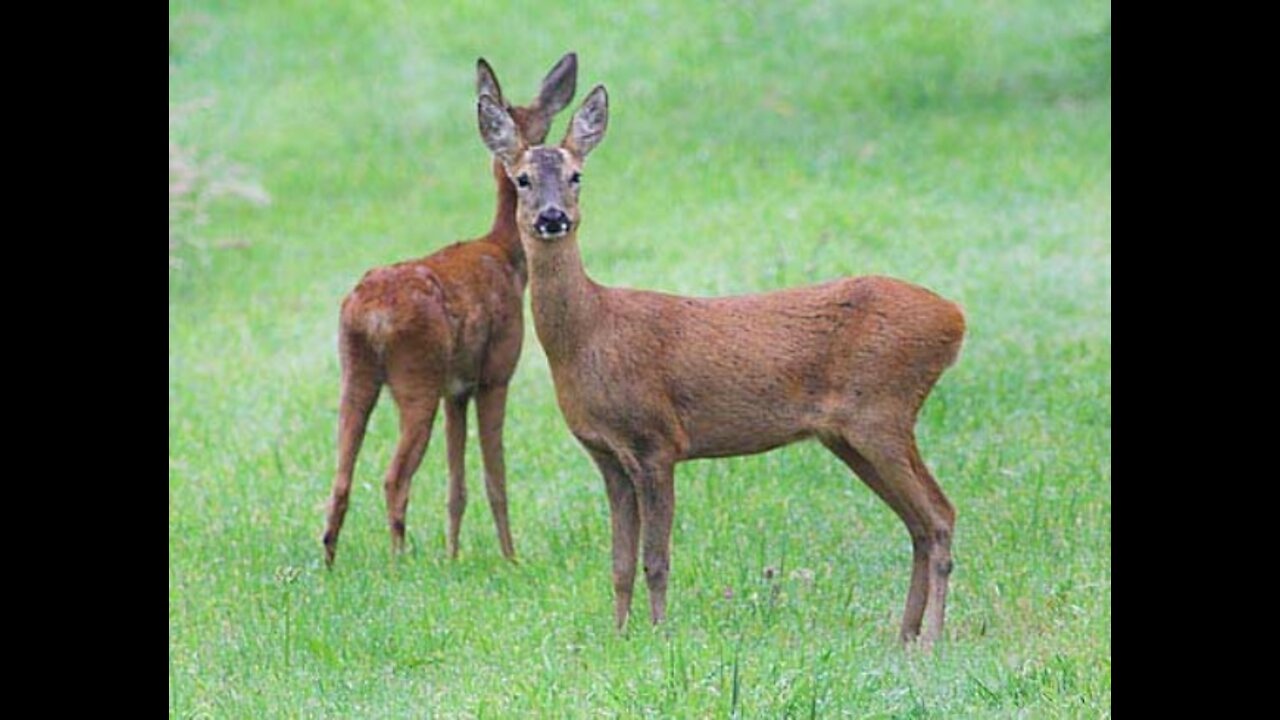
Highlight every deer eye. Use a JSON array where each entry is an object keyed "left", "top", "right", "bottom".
[
  {"left": 569, "top": 172, "right": 582, "bottom": 185},
  {"left": 516, "top": 173, "right": 530, "bottom": 188}
]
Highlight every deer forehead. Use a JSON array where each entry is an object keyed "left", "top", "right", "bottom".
[{"left": 519, "top": 147, "right": 576, "bottom": 181}]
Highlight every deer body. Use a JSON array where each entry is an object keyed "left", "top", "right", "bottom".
[
  {"left": 535, "top": 267, "right": 962, "bottom": 462},
  {"left": 479, "top": 83, "right": 964, "bottom": 645},
  {"left": 323, "top": 54, "right": 577, "bottom": 565},
  {"left": 345, "top": 179, "right": 525, "bottom": 400}
]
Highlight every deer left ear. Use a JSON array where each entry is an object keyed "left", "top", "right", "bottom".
[
  {"left": 535, "top": 52, "right": 577, "bottom": 117},
  {"left": 563, "top": 84, "right": 608, "bottom": 160},
  {"left": 478, "top": 93, "right": 524, "bottom": 166}
]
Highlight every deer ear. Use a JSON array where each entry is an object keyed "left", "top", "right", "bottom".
[
  {"left": 563, "top": 85, "right": 608, "bottom": 159},
  {"left": 476, "top": 58, "right": 505, "bottom": 106},
  {"left": 478, "top": 93, "right": 524, "bottom": 166},
  {"left": 535, "top": 52, "right": 577, "bottom": 117}
]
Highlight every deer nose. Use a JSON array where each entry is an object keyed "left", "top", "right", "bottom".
[{"left": 535, "top": 209, "right": 571, "bottom": 236}]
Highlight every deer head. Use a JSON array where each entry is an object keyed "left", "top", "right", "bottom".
[
  {"left": 476, "top": 52, "right": 578, "bottom": 148},
  {"left": 478, "top": 84, "right": 609, "bottom": 240}
]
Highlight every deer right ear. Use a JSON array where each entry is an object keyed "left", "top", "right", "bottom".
[
  {"left": 563, "top": 84, "right": 608, "bottom": 159},
  {"left": 478, "top": 93, "right": 524, "bottom": 166},
  {"left": 476, "top": 58, "right": 505, "bottom": 106}
]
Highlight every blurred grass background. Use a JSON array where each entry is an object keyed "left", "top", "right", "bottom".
[{"left": 169, "top": 1, "right": 1110, "bottom": 716}]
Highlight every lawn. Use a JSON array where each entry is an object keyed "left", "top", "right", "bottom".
[{"left": 169, "top": 1, "right": 1111, "bottom": 716}]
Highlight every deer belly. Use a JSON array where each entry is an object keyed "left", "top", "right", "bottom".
[{"left": 679, "top": 400, "right": 813, "bottom": 458}]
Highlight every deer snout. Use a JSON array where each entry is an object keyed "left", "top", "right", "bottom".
[{"left": 534, "top": 208, "right": 572, "bottom": 237}]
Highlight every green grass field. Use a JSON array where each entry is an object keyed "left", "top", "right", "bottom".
[{"left": 169, "top": 1, "right": 1111, "bottom": 716}]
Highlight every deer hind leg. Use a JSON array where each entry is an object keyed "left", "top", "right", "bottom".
[
  {"left": 905, "top": 443, "right": 955, "bottom": 646},
  {"left": 324, "top": 331, "right": 382, "bottom": 566},
  {"left": 824, "top": 431, "right": 954, "bottom": 647},
  {"left": 475, "top": 382, "right": 516, "bottom": 560},
  {"left": 382, "top": 349, "right": 443, "bottom": 555},
  {"left": 443, "top": 392, "right": 470, "bottom": 558}
]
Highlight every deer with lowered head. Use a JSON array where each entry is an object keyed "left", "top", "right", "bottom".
[
  {"left": 322, "top": 54, "right": 578, "bottom": 566},
  {"left": 477, "top": 84, "right": 966, "bottom": 645}
]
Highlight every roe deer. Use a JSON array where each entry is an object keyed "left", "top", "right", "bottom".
[
  {"left": 323, "top": 53, "right": 578, "bottom": 565},
  {"left": 477, "top": 85, "right": 966, "bottom": 645}
]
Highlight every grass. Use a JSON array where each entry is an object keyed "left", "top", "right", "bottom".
[{"left": 169, "top": 1, "right": 1111, "bottom": 716}]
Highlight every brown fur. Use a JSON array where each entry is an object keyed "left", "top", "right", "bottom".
[
  {"left": 480, "top": 85, "right": 966, "bottom": 645},
  {"left": 323, "top": 54, "right": 578, "bottom": 565}
]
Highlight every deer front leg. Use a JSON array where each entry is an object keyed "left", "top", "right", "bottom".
[
  {"left": 590, "top": 450, "right": 639, "bottom": 630},
  {"left": 443, "top": 394, "right": 470, "bottom": 558},
  {"left": 475, "top": 383, "right": 516, "bottom": 560},
  {"left": 635, "top": 458, "right": 676, "bottom": 625}
]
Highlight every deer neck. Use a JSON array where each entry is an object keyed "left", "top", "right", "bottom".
[
  {"left": 523, "top": 230, "right": 602, "bottom": 363},
  {"left": 484, "top": 159, "right": 526, "bottom": 281}
]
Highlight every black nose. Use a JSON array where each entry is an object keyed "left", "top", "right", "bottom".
[{"left": 535, "top": 209, "right": 571, "bottom": 235}]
